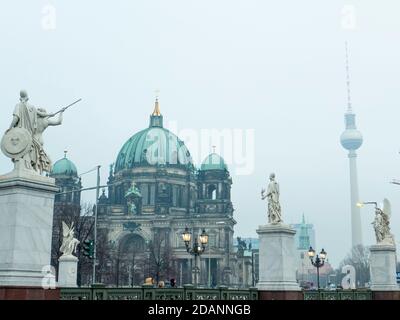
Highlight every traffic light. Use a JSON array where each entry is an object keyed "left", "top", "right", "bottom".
[{"left": 82, "top": 239, "right": 94, "bottom": 259}]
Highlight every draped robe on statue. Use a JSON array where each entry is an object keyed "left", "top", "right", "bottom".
[{"left": 12, "top": 102, "right": 51, "bottom": 172}]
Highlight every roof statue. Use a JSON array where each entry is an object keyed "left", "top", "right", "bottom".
[
  {"left": 125, "top": 181, "right": 142, "bottom": 214},
  {"left": 125, "top": 181, "right": 142, "bottom": 198},
  {"left": 109, "top": 162, "right": 114, "bottom": 177}
]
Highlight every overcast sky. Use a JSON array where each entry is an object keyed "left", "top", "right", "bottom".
[{"left": 1, "top": 1, "right": 400, "bottom": 267}]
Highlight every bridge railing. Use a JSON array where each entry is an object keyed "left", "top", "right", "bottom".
[
  {"left": 303, "top": 289, "right": 372, "bottom": 300},
  {"left": 61, "top": 285, "right": 372, "bottom": 300},
  {"left": 60, "top": 285, "right": 259, "bottom": 301}
]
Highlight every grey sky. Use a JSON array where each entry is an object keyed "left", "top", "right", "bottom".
[{"left": 1, "top": 1, "right": 400, "bottom": 266}]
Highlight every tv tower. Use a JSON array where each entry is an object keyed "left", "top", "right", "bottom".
[{"left": 340, "top": 42, "right": 363, "bottom": 248}]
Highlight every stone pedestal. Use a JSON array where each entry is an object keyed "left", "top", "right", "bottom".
[
  {"left": 256, "top": 224, "right": 300, "bottom": 291},
  {"left": 58, "top": 255, "right": 78, "bottom": 288},
  {"left": 0, "top": 169, "right": 58, "bottom": 287},
  {"left": 369, "top": 244, "right": 398, "bottom": 291}
]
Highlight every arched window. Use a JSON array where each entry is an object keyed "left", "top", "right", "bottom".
[{"left": 207, "top": 185, "right": 217, "bottom": 200}]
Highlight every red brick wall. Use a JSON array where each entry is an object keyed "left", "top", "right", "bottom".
[
  {"left": 259, "top": 291, "right": 304, "bottom": 300},
  {"left": 372, "top": 291, "right": 400, "bottom": 300},
  {"left": 0, "top": 287, "right": 60, "bottom": 300}
]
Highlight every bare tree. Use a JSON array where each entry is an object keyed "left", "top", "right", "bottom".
[
  {"left": 148, "top": 230, "right": 177, "bottom": 284},
  {"left": 337, "top": 245, "right": 370, "bottom": 288},
  {"left": 95, "top": 228, "right": 114, "bottom": 285}
]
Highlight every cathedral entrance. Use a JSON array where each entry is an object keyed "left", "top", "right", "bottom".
[{"left": 115, "top": 234, "right": 146, "bottom": 287}]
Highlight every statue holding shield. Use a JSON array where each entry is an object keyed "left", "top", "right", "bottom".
[{"left": 1, "top": 90, "right": 80, "bottom": 174}]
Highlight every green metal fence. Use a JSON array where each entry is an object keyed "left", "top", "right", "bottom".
[
  {"left": 61, "top": 285, "right": 373, "bottom": 301},
  {"left": 60, "top": 285, "right": 259, "bottom": 301},
  {"left": 304, "top": 290, "right": 372, "bottom": 300}
]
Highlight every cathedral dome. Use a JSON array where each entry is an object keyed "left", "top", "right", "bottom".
[
  {"left": 200, "top": 153, "right": 227, "bottom": 171},
  {"left": 51, "top": 152, "right": 78, "bottom": 177},
  {"left": 114, "top": 101, "right": 193, "bottom": 172}
]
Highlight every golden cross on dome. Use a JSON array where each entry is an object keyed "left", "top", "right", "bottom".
[{"left": 152, "top": 89, "right": 161, "bottom": 116}]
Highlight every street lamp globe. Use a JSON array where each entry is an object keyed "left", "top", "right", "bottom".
[
  {"left": 308, "top": 246, "right": 316, "bottom": 258},
  {"left": 320, "top": 248, "right": 327, "bottom": 260},
  {"left": 199, "top": 229, "right": 209, "bottom": 245},
  {"left": 182, "top": 227, "right": 191, "bottom": 244},
  {"left": 356, "top": 202, "right": 364, "bottom": 208}
]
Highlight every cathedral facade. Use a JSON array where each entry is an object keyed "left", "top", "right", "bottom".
[{"left": 52, "top": 100, "right": 239, "bottom": 287}]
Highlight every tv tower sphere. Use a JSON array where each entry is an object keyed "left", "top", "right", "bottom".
[{"left": 340, "top": 125, "right": 363, "bottom": 151}]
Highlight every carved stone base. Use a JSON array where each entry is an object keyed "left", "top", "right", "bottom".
[
  {"left": 0, "top": 166, "right": 55, "bottom": 185},
  {"left": 256, "top": 224, "right": 300, "bottom": 291},
  {"left": 369, "top": 244, "right": 398, "bottom": 291},
  {"left": 58, "top": 255, "right": 78, "bottom": 288},
  {"left": 0, "top": 170, "right": 58, "bottom": 286}
]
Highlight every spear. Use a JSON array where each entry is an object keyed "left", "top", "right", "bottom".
[{"left": 51, "top": 98, "right": 82, "bottom": 116}]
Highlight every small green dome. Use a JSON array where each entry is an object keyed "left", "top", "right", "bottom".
[
  {"left": 200, "top": 153, "right": 227, "bottom": 171},
  {"left": 51, "top": 153, "right": 78, "bottom": 177}
]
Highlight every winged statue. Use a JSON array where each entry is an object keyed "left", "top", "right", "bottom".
[
  {"left": 60, "top": 221, "right": 80, "bottom": 257},
  {"left": 372, "top": 198, "right": 395, "bottom": 245}
]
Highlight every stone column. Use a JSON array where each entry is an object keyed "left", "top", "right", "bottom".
[
  {"left": 0, "top": 170, "right": 58, "bottom": 287},
  {"left": 200, "top": 259, "right": 207, "bottom": 285},
  {"left": 191, "top": 256, "right": 200, "bottom": 286},
  {"left": 256, "top": 224, "right": 301, "bottom": 292},
  {"left": 58, "top": 255, "right": 78, "bottom": 288},
  {"left": 370, "top": 244, "right": 398, "bottom": 291}
]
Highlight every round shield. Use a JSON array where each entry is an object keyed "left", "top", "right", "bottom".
[{"left": 1, "top": 127, "right": 32, "bottom": 159}]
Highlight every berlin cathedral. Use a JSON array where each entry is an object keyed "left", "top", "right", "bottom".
[{"left": 49, "top": 100, "right": 250, "bottom": 288}]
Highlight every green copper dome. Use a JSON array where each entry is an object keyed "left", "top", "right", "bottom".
[
  {"left": 200, "top": 153, "right": 227, "bottom": 171},
  {"left": 51, "top": 152, "right": 78, "bottom": 177},
  {"left": 114, "top": 102, "right": 193, "bottom": 172}
]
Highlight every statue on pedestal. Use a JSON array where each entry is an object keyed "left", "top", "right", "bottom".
[
  {"left": 261, "top": 173, "right": 282, "bottom": 224},
  {"left": 1, "top": 90, "right": 80, "bottom": 174},
  {"left": 372, "top": 198, "right": 395, "bottom": 245},
  {"left": 60, "top": 221, "right": 80, "bottom": 257}
]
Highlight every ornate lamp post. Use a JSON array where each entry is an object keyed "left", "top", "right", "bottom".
[
  {"left": 307, "top": 246, "right": 327, "bottom": 290},
  {"left": 181, "top": 228, "right": 208, "bottom": 286}
]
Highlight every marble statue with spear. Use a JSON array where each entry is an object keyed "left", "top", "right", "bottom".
[{"left": 1, "top": 90, "right": 81, "bottom": 174}]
